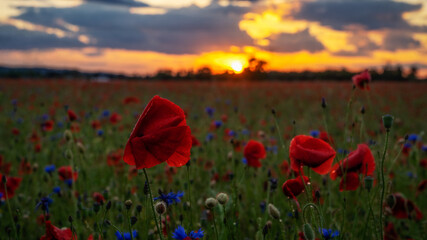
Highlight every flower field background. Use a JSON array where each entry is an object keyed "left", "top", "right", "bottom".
[{"left": 0, "top": 79, "right": 426, "bottom": 240}]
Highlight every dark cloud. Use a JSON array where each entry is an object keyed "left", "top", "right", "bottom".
[
  {"left": 0, "top": 24, "right": 84, "bottom": 50},
  {"left": 383, "top": 32, "right": 421, "bottom": 50},
  {"left": 294, "top": 0, "right": 423, "bottom": 31},
  {"left": 11, "top": 3, "right": 254, "bottom": 54},
  {"left": 85, "top": 0, "right": 149, "bottom": 7},
  {"left": 266, "top": 29, "right": 324, "bottom": 53}
]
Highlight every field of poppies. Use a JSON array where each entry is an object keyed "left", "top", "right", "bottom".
[{"left": 0, "top": 77, "right": 426, "bottom": 240}]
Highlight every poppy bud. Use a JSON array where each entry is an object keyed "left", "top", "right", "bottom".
[
  {"left": 382, "top": 115, "right": 394, "bottom": 131},
  {"left": 216, "top": 193, "right": 229, "bottom": 205},
  {"left": 106, "top": 201, "right": 112, "bottom": 210},
  {"left": 143, "top": 181, "right": 149, "bottom": 195},
  {"left": 68, "top": 215, "right": 73, "bottom": 223},
  {"left": 155, "top": 202, "right": 167, "bottom": 215},
  {"left": 321, "top": 97, "right": 326, "bottom": 109},
  {"left": 360, "top": 106, "right": 365, "bottom": 114},
  {"left": 136, "top": 204, "right": 142, "bottom": 213},
  {"left": 303, "top": 223, "right": 315, "bottom": 240},
  {"left": 364, "top": 176, "right": 374, "bottom": 192},
  {"left": 76, "top": 142, "right": 85, "bottom": 154},
  {"left": 271, "top": 108, "right": 276, "bottom": 115},
  {"left": 105, "top": 220, "right": 111, "bottom": 226},
  {"left": 125, "top": 200, "right": 133, "bottom": 210},
  {"left": 64, "top": 130, "right": 73, "bottom": 142},
  {"left": 268, "top": 204, "right": 280, "bottom": 219},
  {"left": 205, "top": 197, "right": 218, "bottom": 209},
  {"left": 263, "top": 220, "right": 272, "bottom": 236},
  {"left": 131, "top": 216, "right": 138, "bottom": 225},
  {"left": 2, "top": 175, "right": 6, "bottom": 183}
]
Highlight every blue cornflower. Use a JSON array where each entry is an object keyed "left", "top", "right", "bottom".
[
  {"left": 205, "top": 107, "right": 214, "bottom": 118},
  {"left": 56, "top": 121, "right": 64, "bottom": 128},
  {"left": 42, "top": 114, "right": 49, "bottom": 121},
  {"left": 205, "top": 133, "right": 214, "bottom": 142},
  {"left": 16, "top": 118, "right": 24, "bottom": 124},
  {"left": 422, "top": 145, "right": 427, "bottom": 152},
  {"left": 214, "top": 120, "right": 222, "bottom": 128},
  {"left": 310, "top": 130, "right": 320, "bottom": 138},
  {"left": 319, "top": 228, "right": 339, "bottom": 240},
  {"left": 115, "top": 230, "right": 138, "bottom": 240},
  {"left": 102, "top": 110, "right": 110, "bottom": 118},
  {"left": 227, "top": 130, "right": 237, "bottom": 137},
  {"left": 53, "top": 186, "right": 61, "bottom": 194},
  {"left": 337, "top": 149, "right": 349, "bottom": 155},
  {"left": 154, "top": 191, "right": 184, "bottom": 206},
  {"left": 266, "top": 146, "right": 278, "bottom": 154},
  {"left": 35, "top": 196, "right": 53, "bottom": 213},
  {"left": 242, "top": 158, "right": 247, "bottom": 165},
  {"left": 403, "top": 143, "right": 412, "bottom": 149},
  {"left": 241, "top": 129, "right": 250, "bottom": 136},
  {"left": 408, "top": 134, "right": 419, "bottom": 143},
  {"left": 0, "top": 192, "right": 3, "bottom": 199},
  {"left": 172, "top": 225, "right": 204, "bottom": 240},
  {"left": 11, "top": 99, "right": 17, "bottom": 106},
  {"left": 44, "top": 165, "right": 56, "bottom": 174},
  {"left": 97, "top": 129, "right": 104, "bottom": 136}
]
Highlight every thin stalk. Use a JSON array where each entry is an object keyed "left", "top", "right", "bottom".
[
  {"left": 4, "top": 181, "right": 18, "bottom": 240},
  {"left": 186, "top": 165, "right": 194, "bottom": 229},
  {"left": 126, "top": 209, "right": 134, "bottom": 240},
  {"left": 379, "top": 131, "right": 390, "bottom": 240},
  {"left": 142, "top": 169, "right": 165, "bottom": 240},
  {"left": 212, "top": 210, "right": 220, "bottom": 240}
]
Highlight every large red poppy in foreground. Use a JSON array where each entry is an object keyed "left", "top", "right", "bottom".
[
  {"left": 123, "top": 96, "right": 192, "bottom": 169},
  {"left": 290, "top": 135, "right": 336, "bottom": 175},
  {"left": 330, "top": 144, "right": 375, "bottom": 191}
]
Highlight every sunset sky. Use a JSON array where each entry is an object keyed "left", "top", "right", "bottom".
[{"left": 1, "top": 0, "right": 427, "bottom": 76}]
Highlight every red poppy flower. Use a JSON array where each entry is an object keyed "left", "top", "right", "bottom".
[
  {"left": 319, "top": 131, "right": 334, "bottom": 145},
  {"left": 290, "top": 135, "right": 336, "bottom": 175},
  {"left": 109, "top": 112, "right": 122, "bottom": 124},
  {"left": 123, "top": 96, "right": 140, "bottom": 104},
  {"left": 416, "top": 180, "right": 427, "bottom": 197},
  {"left": 107, "top": 149, "right": 123, "bottom": 166},
  {"left": 57, "top": 166, "right": 78, "bottom": 181},
  {"left": 123, "top": 95, "right": 192, "bottom": 169},
  {"left": 384, "top": 222, "right": 398, "bottom": 240},
  {"left": 352, "top": 70, "right": 371, "bottom": 90},
  {"left": 243, "top": 140, "right": 266, "bottom": 168},
  {"left": 70, "top": 123, "right": 80, "bottom": 133},
  {"left": 12, "top": 128, "right": 20, "bottom": 135},
  {"left": 386, "top": 193, "right": 423, "bottom": 220},
  {"left": 0, "top": 174, "right": 22, "bottom": 199},
  {"left": 30, "top": 131, "right": 40, "bottom": 142},
  {"left": 280, "top": 160, "right": 290, "bottom": 175},
  {"left": 19, "top": 159, "right": 32, "bottom": 175},
  {"left": 67, "top": 110, "right": 77, "bottom": 121},
  {"left": 330, "top": 144, "right": 375, "bottom": 191},
  {"left": 35, "top": 143, "right": 42, "bottom": 153},
  {"left": 42, "top": 120, "right": 54, "bottom": 132},
  {"left": 282, "top": 176, "right": 309, "bottom": 199},
  {"left": 0, "top": 155, "right": 12, "bottom": 175},
  {"left": 91, "top": 120, "right": 101, "bottom": 130},
  {"left": 93, "top": 192, "right": 105, "bottom": 204},
  {"left": 40, "top": 220, "right": 75, "bottom": 240}
]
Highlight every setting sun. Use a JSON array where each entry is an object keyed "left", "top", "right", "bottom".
[{"left": 230, "top": 60, "right": 244, "bottom": 73}]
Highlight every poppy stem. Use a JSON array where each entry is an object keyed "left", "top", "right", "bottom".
[
  {"left": 142, "top": 169, "right": 165, "bottom": 240},
  {"left": 186, "top": 164, "right": 194, "bottom": 229},
  {"left": 4, "top": 181, "right": 19, "bottom": 240},
  {"left": 126, "top": 209, "right": 134, "bottom": 240},
  {"left": 379, "top": 130, "right": 390, "bottom": 240},
  {"left": 272, "top": 110, "right": 287, "bottom": 164},
  {"left": 212, "top": 209, "right": 220, "bottom": 240}
]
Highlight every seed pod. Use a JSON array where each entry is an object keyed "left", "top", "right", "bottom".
[
  {"left": 364, "top": 176, "right": 374, "bottom": 192},
  {"left": 76, "top": 142, "right": 85, "bottom": 154},
  {"left": 303, "top": 223, "right": 315, "bottom": 240},
  {"left": 125, "top": 200, "right": 133, "bottom": 210},
  {"left": 64, "top": 130, "right": 73, "bottom": 142},
  {"left": 205, "top": 198, "right": 218, "bottom": 209},
  {"left": 382, "top": 114, "right": 394, "bottom": 131},
  {"left": 216, "top": 193, "right": 229, "bottom": 205},
  {"left": 267, "top": 204, "right": 280, "bottom": 219},
  {"left": 155, "top": 202, "right": 167, "bottom": 215}
]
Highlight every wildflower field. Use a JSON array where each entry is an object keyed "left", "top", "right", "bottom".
[{"left": 0, "top": 79, "right": 426, "bottom": 240}]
